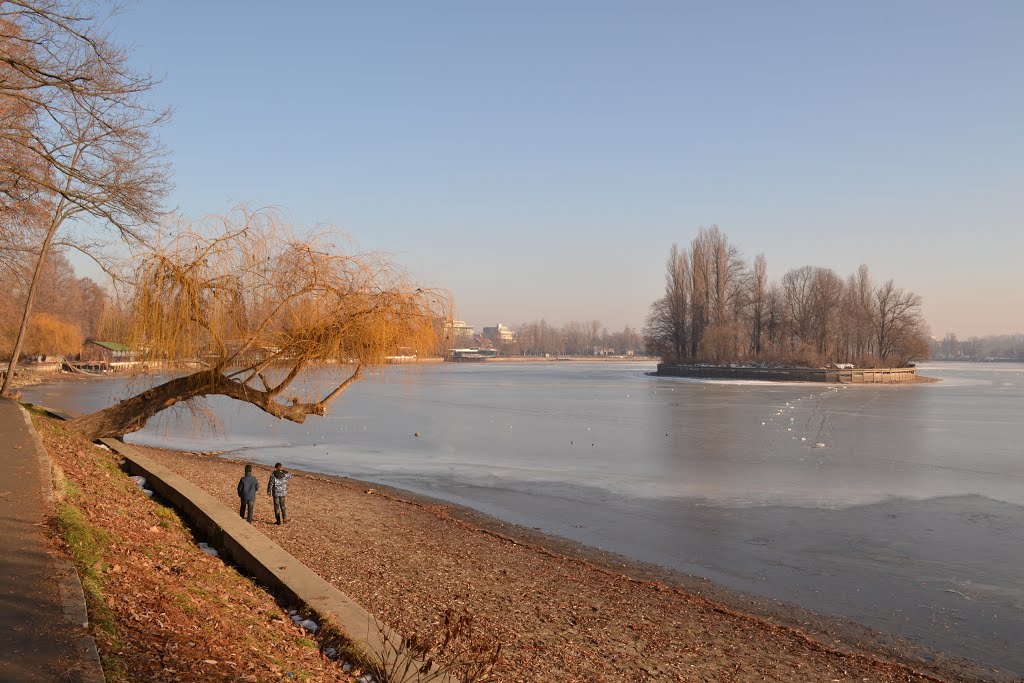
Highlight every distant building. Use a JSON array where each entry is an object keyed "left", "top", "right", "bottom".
[
  {"left": 23, "top": 356, "right": 64, "bottom": 373},
  {"left": 80, "top": 340, "right": 139, "bottom": 363},
  {"left": 482, "top": 323, "right": 516, "bottom": 344},
  {"left": 447, "top": 347, "right": 498, "bottom": 362},
  {"left": 445, "top": 320, "right": 477, "bottom": 347}
]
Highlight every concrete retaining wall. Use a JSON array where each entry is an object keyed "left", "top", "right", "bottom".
[
  {"left": 656, "top": 364, "right": 918, "bottom": 383},
  {"left": 103, "top": 438, "right": 448, "bottom": 683}
]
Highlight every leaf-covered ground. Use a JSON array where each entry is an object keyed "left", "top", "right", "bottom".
[
  {"left": 146, "top": 445, "right": 988, "bottom": 683},
  {"left": 33, "top": 414, "right": 357, "bottom": 683}
]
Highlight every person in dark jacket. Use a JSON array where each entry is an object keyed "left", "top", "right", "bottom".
[
  {"left": 267, "top": 462, "right": 292, "bottom": 524},
  {"left": 237, "top": 464, "right": 259, "bottom": 523}
]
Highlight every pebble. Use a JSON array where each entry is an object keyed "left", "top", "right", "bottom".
[
  {"left": 142, "top": 489, "right": 154, "bottom": 497},
  {"left": 324, "top": 647, "right": 337, "bottom": 659},
  {"left": 299, "top": 619, "right": 318, "bottom": 633},
  {"left": 130, "top": 475, "right": 147, "bottom": 487},
  {"left": 342, "top": 662, "right": 353, "bottom": 672}
]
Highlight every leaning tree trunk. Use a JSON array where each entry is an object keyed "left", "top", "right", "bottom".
[
  {"left": 68, "top": 367, "right": 360, "bottom": 441},
  {"left": 1, "top": 219, "right": 60, "bottom": 397},
  {"left": 68, "top": 372, "right": 216, "bottom": 441}
]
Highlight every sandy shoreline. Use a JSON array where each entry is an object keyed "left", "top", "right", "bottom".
[{"left": 132, "top": 445, "right": 994, "bottom": 682}]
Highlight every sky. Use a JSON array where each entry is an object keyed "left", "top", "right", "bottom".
[{"left": 81, "top": 1, "right": 1023, "bottom": 337}]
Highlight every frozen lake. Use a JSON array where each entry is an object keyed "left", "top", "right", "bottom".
[{"left": 24, "top": 361, "right": 1024, "bottom": 675}]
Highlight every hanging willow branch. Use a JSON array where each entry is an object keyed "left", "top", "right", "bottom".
[{"left": 68, "top": 206, "right": 449, "bottom": 440}]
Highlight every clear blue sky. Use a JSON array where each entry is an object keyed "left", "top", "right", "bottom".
[{"left": 95, "top": 1, "right": 1022, "bottom": 337}]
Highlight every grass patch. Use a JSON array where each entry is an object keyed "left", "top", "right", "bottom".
[
  {"left": 152, "top": 504, "right": 179, "bottom": 529},
  {"left": 54, "top": 499, "right": 123, "bottom": 667},
  {"left": 63, "top": 478, "right": 81, "bottom": 499},
  {"left": 187, "top": 584, "right": 213, "bottom": 600},
  {"left": 55, "top": 503, "right": 105, "bottom": 598},
  {"left": 98, "top": 458, "right": 125, "bottom": 477},
  {"left": 100, "top": 653, "right": 129, "bottom": 682},
  {"left": 172, "top": 591, "right": 199, "bottom": 615}
]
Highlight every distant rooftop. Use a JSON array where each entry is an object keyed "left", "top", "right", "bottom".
[{"left": 88, "top": 341, "right": 131, "bottom": 352}]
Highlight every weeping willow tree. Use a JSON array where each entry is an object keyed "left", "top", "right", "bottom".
[
  {"left": 18, "top": 312, "right": 83, "bottom": 356},
  {"left": 68, "top": 207, "right": 448, "bottom": 441}
]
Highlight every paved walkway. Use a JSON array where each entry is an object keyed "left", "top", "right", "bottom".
[{"left": 0, "top": 397, "right": 104, "bottom": 682}]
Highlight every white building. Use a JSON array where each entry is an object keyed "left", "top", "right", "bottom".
[
  {"left": 482, "top": 323, "right": 516, "bottom": 343},
  {"left": 445, "top": 320, "right": 477, "bottom": 347}
]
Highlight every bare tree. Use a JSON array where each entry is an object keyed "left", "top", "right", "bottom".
[
  {"left": 780, "top": 265, "right": 815, "bottom": 353},
  {"left": 872, "top": 279, "right": 927, "bottom": 366},
  {"left": 587, "top": 319, "right": 603, "bottom": 353},
  {"left": 686, "top": 226, "right": 746, "bottom": 359},
  {"left": 0, "top": 25, "right": 50, "bottom": 283},
  {"left": 844, "top": 264, "right": 873, "bottom": 361},
  {"left": 68, "top": 208, "right": 447, "bottom": 441},
  {"left": 643, "top": 243, "right": 690, "bottom": 362},
  {"left": 939, "top": 332, "right": 960, "bottom": 359},
  {"left": 747, "top": 253, "right": 767, "bottom": 355},
  {"left": 763, "top": 283, "right": 783, "bottom": 356},
  {"left": 562, "top": 320, "right": 589, "bottom": 355},
  {"left": 703, "top": 226, "right": 746, "bottom": 328},
  {"left": 515, "top": 322, "right": 538, "bottom": 356},
  {"left": 0, "top": 0, "right": 170, "bottom": 395},
  {"left": 810, "top": 267, "right": 844, "bottom": 359},
  {"left": 688, "top": 232, "right": 710, "bottom": 357},
  {"left": 75, "top": 275, "right": 105, "bottom": 337},
  {"left": 516, "top": 319, "right": 564, "bottom": 357},
  {"left": 604, "top": 325, "right": 641, "bottom": 355}
]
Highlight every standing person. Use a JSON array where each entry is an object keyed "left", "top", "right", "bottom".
[
  {"left": 236, "top": 464, "right": 259, "bottom": 523},
  {"left": 267, "top": 462, "right": 292, "bottom": 525}
]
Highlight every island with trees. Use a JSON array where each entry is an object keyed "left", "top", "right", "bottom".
[{"left": 643, "top": 226, "right": 930, "bottom": 383}]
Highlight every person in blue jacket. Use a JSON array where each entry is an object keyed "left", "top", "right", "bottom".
[{"left": 236, "top": 464, "right": 259, "bottom": 523}]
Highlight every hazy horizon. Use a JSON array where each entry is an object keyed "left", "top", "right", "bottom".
[{"left": 65, "top": 1, "right": 1022, "bottom": 339}]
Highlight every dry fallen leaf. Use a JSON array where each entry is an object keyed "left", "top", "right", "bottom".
[{"left": 32, "top": 412, "right": 965, "bottom": 683}]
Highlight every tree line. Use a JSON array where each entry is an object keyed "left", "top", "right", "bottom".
[
  {"left": 932, "top": 333, "right": 1024, "bottom": 361},
  {"left": 643, "top": 226, "right": 929, "bottom": 368},
  {"left": 494, "top": 320, "right": 644, "bottom": 357},
  {"left": 0, "top": 250, "right": 106, "bottom": 357}
]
